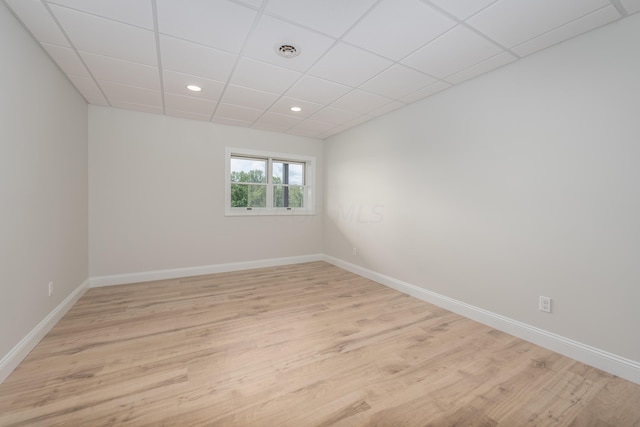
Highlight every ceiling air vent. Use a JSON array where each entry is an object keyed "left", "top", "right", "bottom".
[{"left": 277, "top": 44, "right": 300, "bottom": 58}]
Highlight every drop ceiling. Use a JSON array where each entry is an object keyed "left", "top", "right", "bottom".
[{"left": 4, "top": 0, "right": 639, "bottom": 139}]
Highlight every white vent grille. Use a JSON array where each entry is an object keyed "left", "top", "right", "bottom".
[{"left": 277, "top": 44, "right": 300, "bottom": 58}]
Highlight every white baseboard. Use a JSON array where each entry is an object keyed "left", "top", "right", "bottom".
[
  {"left": 89, "top": 254, "right": 325, "bottom": 287},
  {"left": 323, "top": 255, "right": 640, "bottom": 386},
  {"left": 1, "top": 255, "right": 323, "bottom": 382},
  {"left": 5, "top": 256, "right": 639, "bottom": 387},
  {"left": 0, "top": 279, "right": 89, "bottom": 384}
]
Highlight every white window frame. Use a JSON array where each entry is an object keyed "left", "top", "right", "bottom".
[{"left": 225, "top": 147, "right": 316, "bottom": 216}]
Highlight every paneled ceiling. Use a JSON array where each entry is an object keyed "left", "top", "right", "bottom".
[{"left": 4, "top": 0, "right": 639, "bottom": 138}]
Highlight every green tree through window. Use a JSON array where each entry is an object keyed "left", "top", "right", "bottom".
[{"left": 230, "top": 170, "right": 266, "bottom": 208}]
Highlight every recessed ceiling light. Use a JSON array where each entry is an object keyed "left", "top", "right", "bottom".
[
  {"left": 186, "top": 85, "right": 202, "bottom": 92},
  {"left": 290, "top": 106, "right": 302, "bottom": 112}
]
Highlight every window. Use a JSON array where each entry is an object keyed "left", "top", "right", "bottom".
[{"left": 225, "top": 148, "right": 315, "bottom": 216}]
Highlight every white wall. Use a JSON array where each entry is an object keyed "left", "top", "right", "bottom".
[
  {"left": 89, "top": 106, "right": 323, "bottom": 278},
  {"left": 324, "top": 14, "right": 640, "bottom": 363},
  {"left": 2, "top": 0, "right": 637, "bottom": 384},
  {"left": 0, "top": 3, "right": 88, "bottom": 365}
]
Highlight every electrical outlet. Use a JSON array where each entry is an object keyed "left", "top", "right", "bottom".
[
  {"left": 539, "top": 296, "right": 551, "bottom": 313},
  {"left": 352, "top": 247, "right": 357, "bottom": 256},
  {"left": 48, "top": 281, "right": 53, "bottom": 297}
]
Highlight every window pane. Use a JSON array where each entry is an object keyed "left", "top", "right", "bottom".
[
  {"left": 230, "top": 183, "right": 247, "bottom": 207},
  {"left": 231, "top": 157, "right": 266, "bottom": 183},
  {"left": 247, "top": 184, "right": 266, "bottom": 207},
  {"left": 288, "top": 186, "right": 304, "bottom": 207},
  {"left": 273, "top": 185, "right": 304, "bottom": 208},
  {"left": 273, "top": 161, "right": 304, "bottom": 185},
  {"left": 231, "top": 183, "right": 266, "bottom": 208}
]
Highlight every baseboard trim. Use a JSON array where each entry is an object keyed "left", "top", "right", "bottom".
[
  {"left": 323, "top": 255, "right": 640, "bottom": 385},
  {"left": 0, "top": 278, "right": 89, "bottom": 384},
  {"left": 5, "top": 257, "right": 639, "bottom": 386},
  {"left": 89, "top": 254, "right": 325, "bottom": 287}
]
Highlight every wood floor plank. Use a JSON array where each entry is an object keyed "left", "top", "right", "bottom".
[{"left": 0, "top": 261, "right": 638, "bottom": 426}]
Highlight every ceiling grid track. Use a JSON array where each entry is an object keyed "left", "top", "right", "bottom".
[{"left": 4, "top": 0, "right": 635, "bottom": 138}]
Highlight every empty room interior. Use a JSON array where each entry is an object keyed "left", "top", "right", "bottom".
[{"left": 1, "top": 0, "right": 640, "bottom": 425}]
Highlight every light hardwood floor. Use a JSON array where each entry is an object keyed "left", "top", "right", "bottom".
[{"left": 1, "top": 262, "right": 639, "bottom": 426}]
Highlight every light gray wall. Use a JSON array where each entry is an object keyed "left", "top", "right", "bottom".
[
  {"left": 89, "top": 106, "right": 323, "bottom": 277},
  {"left": 0, "top": 3, "right": 88, "bottom": 359},
  {"left": 324, "top": 14, "right": 640, "bottom": 362}
]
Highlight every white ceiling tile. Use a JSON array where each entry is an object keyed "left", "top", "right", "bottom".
[
  {"left": 309, "top": 107, "right": 360, "bottom": 125},
  {"left": 5, "top": 0, "right": 70, "bottom": 46},
  {"left": 164, "top": 93, "right": 216, "bottom": 116},
  {"left": 99, "top": 80, "right": 162, "bottom": 107},
  {"left": 156, "top": 0, "right": 256, "bottom": 53},
  {"left": 265, "top": 0, "right": 377, "bottom": 37},
  {"left": 45, "top": 0, "right": 154, "bottom": 29},
  {"left": 400, "top": 81, "right": 451, "bottom": 103},
  {"left": 466, "top": 0, "right": 611, "bottom": 48},
  {"left": 230, "top": 57, "right": 302, "bottom": 94},
  {"left": 268, "top": 97, "right": 324, "bottom": 118},
  {"left": 369, "top": 101, "right": 406, "bottom": 117},
  {"left": 233, "top": 0, "right": 264, "bottom": 9},
  {"left": 242, "top": 15, "right": 335, "bottom": 72},
  {"left": 252, "top": 122, "right": 293, "bottom": 133},
  {"left": 331, "top": 90, "right": 393, "bottom": 115},
  {"left": 343, "top": 114, "right": 375, "bottom": 128},
  {"left": 81, "top": 52, "right": 160, "bottom": 90},
  {"left": 512, "top": 5, "right": 621, "bottom": 57},
  {"left": 86, "top": 96, "right": 109, "bottom": 106},
  {"left": 166, "top": 109, "right": 212, "bottom": 122},
  {"left": 291, "top": 119, "right": 336, "bottom": 133},
  {"left": 254, "top": 112, "right": 302, "bottom": 129},
  {"left": 212, "top": 116, "right": 254, "bottom": 128},
  {"left": 321, "top": 129, "right": 341, "bottom": 137},
  {"left": 221, "top": 85, "right": 280, "bottom": 110},
  {"left": 163, "top": 70, "right": 225, "bottom": 102},
  {"left": 41, "top": 43, "right": 88, "bottom": 76},
  {"left": 401, "top": 26, "right": 502, "bottom": 78},
  {"left": 111, "top": 101, "right": 163, "bottom": 115},
  {"left": 308, "top": 42, "right": 393, "bottom": 87},
  {"left": 360, "top": 64, "right": 436, "bottom": 99},
  {"left": 50, "top": 4, "right": 157, "bottom": 65},
  {"left": 324, "top": 115, "right": 375, "bottom": 136},
  {"left": 323, "top": 125, "right": 349, "bottom": 138},
  {"left": 287, "top": 127, "right": 324, "bottom": 138},
  {"left": 160, "top": 35, "right": 237, "bottom": 83},
  {"left": 215, "top": 103, "right": 264, "bottom": 122},
  {"left": 67, "top": 73, "right": 106, "bottom": 101},
  {"left": 621, "top": 0, "right": 640, "bottom": 13},
  {"left": 445, "top": 51, "right": 516, "bottom": 84},
  {"left": 285, "top": 76, "right": 351, "bottom": 105},
  {"left": 428, "top": 0, "right": 497, "bottom": 20},
  {"left": 5, "top": 0, "right": 630, "bottom": 136},
  {"left": 343, "top": 0, "right": 456, "bottom": 61}
]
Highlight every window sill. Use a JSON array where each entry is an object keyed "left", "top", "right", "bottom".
[{"left": 225, "top": 209, "right": 316, "bottom": 217}]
